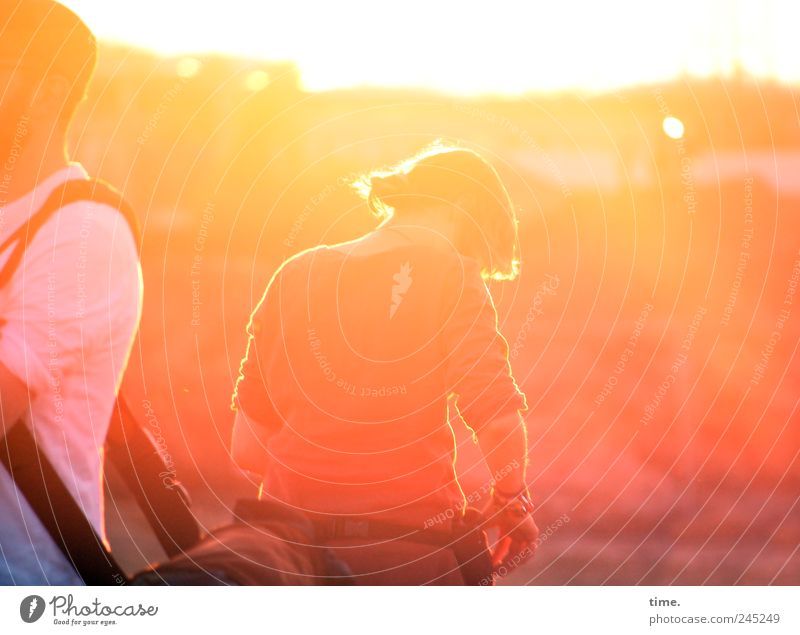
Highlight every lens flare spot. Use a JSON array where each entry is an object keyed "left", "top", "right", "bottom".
[
  {"left": 662, "top": 116, "right": 685, "bottom": 139},
  {"left": 244, "top": 70, "right": 270, "bottom": 91},
  {"left": 175, "top": 57, "right": 202, "bottom": 78}
]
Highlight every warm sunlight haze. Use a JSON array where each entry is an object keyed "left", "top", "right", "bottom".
[
  {"left": 2, "top": 0, "right": 798, "bottom": 602},
  {"left": 61, "top": 0, "right": 800, "bottom": 94}
]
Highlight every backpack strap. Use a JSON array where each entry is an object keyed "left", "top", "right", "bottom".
[
  {"left": 0, "top": 421, "right": 127, "bottom": 585},
  {"left": 105, "top": 396, "right": 202, "bottom": 557},
  {"left": 0, "top": 178, "right": 139, "bottom": 583},
  {"left": 0, "top": 178, "right": 141, "bottom": 290}
]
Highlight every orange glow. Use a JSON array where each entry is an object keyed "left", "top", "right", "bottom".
[{"left": 3, "top": 0, "right": 796, "bottom": 588}]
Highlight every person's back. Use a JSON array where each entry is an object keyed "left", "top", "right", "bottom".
[
  {"left": 231, "top": 144, "right": 539, "bottom": 584},
  {"left": 238, "top": 238, "right": 508, "bottom": 526}
]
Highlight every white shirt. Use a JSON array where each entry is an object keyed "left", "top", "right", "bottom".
[{"left": 0, "top": 164, "right": 142, "bottom": 585}]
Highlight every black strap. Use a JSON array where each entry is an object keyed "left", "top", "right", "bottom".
[
  {"left": 309, "top": 513, "right": 457, "bottom": 547},
  {"left": 0, "top": 178, "right": 141, "bottom": 290},
  {"left": 0, "top": 421, "right": 127, "bottom": 585},
  {"left": 105, "top": 397, "right": 201, "bottom": 557}
]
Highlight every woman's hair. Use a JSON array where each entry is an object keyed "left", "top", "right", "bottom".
[{"left": 352, "top": 142, "right": 520, "bottom": 280}]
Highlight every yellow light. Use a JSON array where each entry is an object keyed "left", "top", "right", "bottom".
[
  {"left": 662, "top": 116, "right": 685, "bottom": 139},
  {"left": 175, "top": 57, "right": 202, "bottom": 79},
  {"left": 244, "top": 70, "right": 270, "bottom": 92}
]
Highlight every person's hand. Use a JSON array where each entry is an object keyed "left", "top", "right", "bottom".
[{"left": 483, "top": 487, "right": 539, "bottom": 573}]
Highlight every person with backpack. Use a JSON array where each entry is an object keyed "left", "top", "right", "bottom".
[
  {"left": 0, "top": 1, "right": 142, "bottom": 584},
  {"left": 230, "top": 144, "right": 539, "bottom": 584}
]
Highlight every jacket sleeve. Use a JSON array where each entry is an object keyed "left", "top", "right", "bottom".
[{"left": 441, "top": 258, "right": 527, "bottom": 433}]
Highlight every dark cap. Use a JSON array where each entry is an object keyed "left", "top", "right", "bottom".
[{"left": 0, "top": 0, "right": 96, "bottom": 77}]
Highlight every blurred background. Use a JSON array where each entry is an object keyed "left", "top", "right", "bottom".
[{"left": 60, "top": 0, "right": 799, "bottom": 584}]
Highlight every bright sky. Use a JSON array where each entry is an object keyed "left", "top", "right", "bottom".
[{"left": 61, "top": 0, "right": 800, "bottom": 95}]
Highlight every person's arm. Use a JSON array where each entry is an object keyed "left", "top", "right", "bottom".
[
  {"left": 441, "top": 258, "right": 529, "bottom": 472},
  {"left": 474, "top": 409, "right": 538, "bottom": 570},
  {"left": 441, "top": 258, "right": 538, "bottom": 569},
  {"left": 474, "top": 411, "right": 528, "bottom": 495}
]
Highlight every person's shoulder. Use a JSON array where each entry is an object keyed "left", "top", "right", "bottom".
[
  {"left": 51, "top": 198, "right": 135, "bottom": 242},
  {"left": 400, "top": 242, "right": 481, "bottom": 271},
  {"left": 277, "top": 244, "right": 330, "bottom": 273},
  {"left": 265, "top": 245, "right": 330, "bottom": 290},
  {"left": 24, "top": 197, "right": 134, "bottom": 264},
  {"left": 438, "top": 250, "right": 483, "bottom": 284}
]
